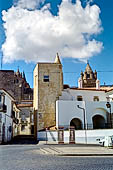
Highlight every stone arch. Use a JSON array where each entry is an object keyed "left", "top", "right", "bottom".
[
  {"left": 92, "top": 115, "right": 105, "bottom": 129},
  {"left": 93, "top": 108, "right": 107, "bottom": 120},
  {"left": 70, "top": 118, "right": 82, "bottom": 130}
]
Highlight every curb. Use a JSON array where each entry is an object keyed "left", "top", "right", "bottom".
[
  {"left": 39, "top": 145, "right": 113, "bottom": 157},
  {"left": 56, "top": 153, "right": 113, "bottom": 156},
  {"left": 40, "top": 147, "right": 113, "bottom": 156}
]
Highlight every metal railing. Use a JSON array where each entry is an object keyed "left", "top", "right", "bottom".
[{"left": 72, "top": 123, "right": 113, "bottom": 130}]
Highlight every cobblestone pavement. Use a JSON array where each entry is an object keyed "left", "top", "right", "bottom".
[{"left": 0, "top": 145, "right": 113, "bottom": 170}]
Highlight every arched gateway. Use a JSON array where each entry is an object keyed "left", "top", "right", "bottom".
[
  {"left": 92, "top": 115, "right": 105, "bottom": 129},
  {"left": 70, "top": 118, "right": 82, "bottom": 130}
]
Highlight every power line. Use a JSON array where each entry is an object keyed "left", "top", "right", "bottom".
[
  {"left": 24, "top": 70, "right": 113, "bottom": 74},
  {"left": 97, "top": 71, "right": 113, "bottom": 73}
]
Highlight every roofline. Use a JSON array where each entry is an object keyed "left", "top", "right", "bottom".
[
  {"left": 33, "top": 62, "right": 62, "bottom": 72},
  {"left": 69, "top": 88, "right": 106, "bottom": 92},
  {"left": 36, "top": 62, "right": 62, "bottom": 65},
  {"left": 13, "top": 103, "right": 21, "bottom": 111},
  {"left": 0, "top": 89, "right": 15, "bottom": 101},
  {"left": 106, "top": 89, "right": 113, "bottom": 93}
]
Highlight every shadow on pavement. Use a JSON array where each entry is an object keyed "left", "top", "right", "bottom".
[{"left": 8, "top": 135, "right": 39, "bottom": 145}]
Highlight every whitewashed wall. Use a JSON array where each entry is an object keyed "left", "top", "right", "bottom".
[
  {"left": 38, "top": 131, "right": 58, "bottom": 142},
  {"left": 75, "top": 129, "right": 113, "bottom": 144},
  {"left": 38, "top": 131, "right": 69, "bottom": 143},
  {"left": 56, "top": 100, "right": 113, "bottom": 128},
  {"left": 0, "top": 90, "right": 13, "bottom": 143},
  {"left": 56, "top": 100, "right": 85, "bottom": 128},
  {"left": 38, "top": 129, "right": 113, "bottom": 145},
  {"left": 59, "top": 89, "right": 108, "bottom": 101}
]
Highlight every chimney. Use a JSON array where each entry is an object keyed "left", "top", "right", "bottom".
[
  {"left": 78, "top": 78, "right": 83, "bottom": 88},
  {"left": 96, "top": 79, "right": 100, "bottom": 90}
]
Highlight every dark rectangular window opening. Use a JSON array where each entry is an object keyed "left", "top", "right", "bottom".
[
  {"left": 93, "top": 96, "right": 99, "bottom": 101},
  {"left": 43, "top": 75, "right": 49, "bottom": 82},
  {"left": 87, "top": 74, "right": 90, "bottom": 79},
  {"left": 77, "top": 96, "right": 83, "bottom": 101}
]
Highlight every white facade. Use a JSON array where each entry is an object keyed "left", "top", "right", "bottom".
[
  {"left": 0, "top": 89, "right": 14, "bottom": 143},
  {"left": 38, "top": 129, "right": 113, "bottom": 144},
  {"left": 56, "top": 88, "right": 113, "bottom": 129},
  {"left": 59, "top": 88, "right": 108, "bottom": 101}
]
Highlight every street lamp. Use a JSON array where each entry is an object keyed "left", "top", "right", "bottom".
[
  {"left": 77, "top": 105, "right": 86, "bottom": 130},
  {"left": 106, "top": 97, "right": 112, "bottom": 128},
  {"left": 77, "top": 105, "right": 87, "bottom": 144}
]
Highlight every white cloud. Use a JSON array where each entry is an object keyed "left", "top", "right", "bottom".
[
  {"left": 85, "top": 0, "right": 94, "bottom": 5},
  {"left": 2, "top": 0, "right": 103, "bottom": 63},
  {"left": 15, "top": 0, "right": 45, "bottom": 9}
]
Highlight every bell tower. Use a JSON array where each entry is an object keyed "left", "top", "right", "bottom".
[{"left": 78, "top": 61, "right": 97, "bottom": 88}]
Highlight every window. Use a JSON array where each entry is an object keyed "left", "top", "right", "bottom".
[
  {"left": 87, "top": 74, "right": 90, "bottom": 79},
  {"left": 43, "top": 75, "right": 49, "bottom": 82},
  {"left": 77, "top": 96, "right": 83, "bottom": 101},
  {"left": 93, "top": 96, "right": 99, "bottom": 101},
  {"left": 21, "top": 125, "right": 25, "bottom": 131},
  {"left": 39, "top": 113, "right": 43, "bottom": 119},
  {"left": 35, "top": 75, "right": 37, "bottom": 86}
]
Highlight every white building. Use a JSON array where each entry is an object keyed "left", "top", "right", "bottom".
[
  {"left": 0, "top": 89, "right": 15, "bottom": 143},
  {"left": 56, "top": 88, "right": 113, "bottom": 129},
  {"left": 36, "top": 60, "right": 113, "bottom": 144},
  {"left": 56, "top": 61, "right": 113, "bottom": 131}
]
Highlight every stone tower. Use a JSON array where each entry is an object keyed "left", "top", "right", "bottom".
[
  {"left": 78, "top": 61, "right": 97, "bottom": 88},
  {"left": 14, "top": 69, "right": 33, "bottom": 102},
  {"left": 0, "top": 70, "right": 14, "bottom": 96},
  {"left": 33, "top": 53, "right": 63, "bottom": 130},
  {"left": 0, "top": 69, "right": 33, "bottom": 102}
]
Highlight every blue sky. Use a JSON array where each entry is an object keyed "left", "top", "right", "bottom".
[{"left": 0, "top": 0, "right": 113, "bottom": 88}]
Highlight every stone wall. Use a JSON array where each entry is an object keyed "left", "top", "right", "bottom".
[
  {"left": 0, "top": 70, "right": 14, "bottom": 96},
  {"left": 34, "top": 63, "right": 63, "bottom": 130},
  {"left": 0, "top": 70, "right": 33, "bottom": 102}
]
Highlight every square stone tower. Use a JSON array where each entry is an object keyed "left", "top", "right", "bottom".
[{"left": 33, "top": 53, "right": 63, "bottom": 130}]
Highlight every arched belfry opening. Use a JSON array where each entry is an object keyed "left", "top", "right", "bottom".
[
  {"left": 92, "top": 115, "right": 105, "bottom": 129},
  {"left": 70, "top": 118, "right": 82, "bottom": 130}
]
